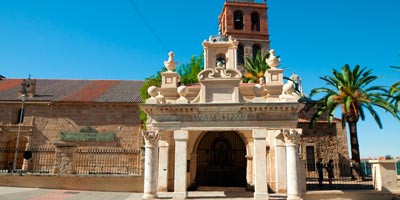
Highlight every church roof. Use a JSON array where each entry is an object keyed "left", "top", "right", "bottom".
[{"left": 0, "top": 79, "right": 144, "bottom": 103}]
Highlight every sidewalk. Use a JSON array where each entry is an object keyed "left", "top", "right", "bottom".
[{"left": 0, "top": 186, "right": 259, "bottom": 200}]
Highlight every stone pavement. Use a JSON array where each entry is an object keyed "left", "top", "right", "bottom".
[{"left": 0, "top": 186, "right": 290, "bottom": 200}]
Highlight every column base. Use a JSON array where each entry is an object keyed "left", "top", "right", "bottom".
[
  {"left": 142, "top": 193, "right": 157, "bottom": 200},
  {"left": 254, "top": 192, "right": 269, "bottom": 200},
  {"left": 173, "top": 192, "right": 187, "bottom": 200},
  {"left": 287, "top": 195, "right": 302, "bottom": 200}
]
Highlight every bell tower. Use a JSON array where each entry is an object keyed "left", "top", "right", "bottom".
[{"left": 219, "top": 0, "right": 270, "bottom": 69}]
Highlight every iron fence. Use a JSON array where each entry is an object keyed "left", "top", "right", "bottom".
[
  {"left": 305, "top": 162, "right": 373, "bottom": 190},
  {"left": 73, "top": 148, "right": 141, "bottom": 175},
  {"left": 0, "top": 147, "right": 55, "bottom": 173}
]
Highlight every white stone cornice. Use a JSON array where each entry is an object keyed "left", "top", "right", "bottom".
[
  {"left": 142, "top": 130, "right": 160, "bottom": 147},
  {"left": 282, "top": 128, "right": 302, "bottom": 145}
]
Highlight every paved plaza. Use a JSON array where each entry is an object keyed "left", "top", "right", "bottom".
[{"left": 0, "top": 186, "right": 291, "bottom": 200}]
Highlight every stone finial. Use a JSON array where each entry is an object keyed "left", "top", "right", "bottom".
[
  {"left": 164, "top": 51, "right": 177, "bottom": 72},
  {"left": 142, "top": 130, "right": 159, "bottom": 146},
  {"left": 266, "top": 49, "right": 280, "bottom": 69},
  {"left": 176, "top": 85, "right": 189, "bottom": 104},
  {"left": 282, "top": 129, "right": 302, "bottom": 144},
  {"left": 228, "top": 35, "right": 233, "bottom": 42},
  {"left": 155, "top": 92, "right": 166, "bottom": 104}
]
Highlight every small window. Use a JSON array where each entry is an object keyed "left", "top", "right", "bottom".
[
  {"left": 234, "top": 10, "right": 243, "bottom": 30},
  {"left": 216, "top": 54, "right": 226, "bottom": 67},
  {"left": 252, "top": 44, "right": 261, "bottom": 60},
  {"left": 306, "top": 146, "right": 316, "bottom": 171},
  {"left": 251, "top": 12, "right": 260, "bottom": 31},
  {"left": 17, "top": 108, "right": 24, "bottom": 124},
  {"left": 237, "top": 44, "right": 244, "bottom": 65}
]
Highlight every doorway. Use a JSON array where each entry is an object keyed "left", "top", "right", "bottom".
[{"left": 195, "top": 131, "right": 246, "bottom": 187}]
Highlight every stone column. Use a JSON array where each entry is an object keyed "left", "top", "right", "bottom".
[
  {"left": 274, "top": 130, "right": 287, "bottom": 193},
  {"left": 142, "top": 130, "right": 160, "bottom": 200},
  {"left": 252, "top": 129, "right": 269, "bottom": 200},
  {"left": 173, "top": 130, "right": 188, "bottom": 200},
  {"left": 283, "top": 129, "right": 302, "bottom": 200},
  {"left": 158, "top": 139, "right": 169, "bottom": 192}
]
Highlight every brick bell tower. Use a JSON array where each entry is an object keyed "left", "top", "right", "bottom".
[{"left": 219, "top": 0, "right": 270, "bottom": 70}]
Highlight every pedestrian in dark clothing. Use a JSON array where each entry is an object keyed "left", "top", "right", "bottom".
[
  {"left": 326, "top": 159, "right": 334, "bottom": 184},
  {"left": 316, "top": 158, "right": 324, "bottom": 186}
]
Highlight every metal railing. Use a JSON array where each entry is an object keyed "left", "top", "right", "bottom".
[
  {"left": 0, "top": 147, "right": 55, "bottom": 173},
  {"left": 305, "top": 162, "right": 373, "bottom": 190},
  {"left": 73, "top": 148, "right": 141, "bottom": 175}
]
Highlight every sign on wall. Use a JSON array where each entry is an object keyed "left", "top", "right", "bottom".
[{"left": 60, "top": 127, "right": 115, "bottom": 142}]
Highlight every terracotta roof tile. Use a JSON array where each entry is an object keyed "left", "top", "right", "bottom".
[
  {"left": 62, "top": 80, "right": 119, "bottom": 102},
  {"left": 0, "top": 79, "right": 21, "bottom": 92},
  {"left": 0, "top": 79, "right": 144, "bottom": 103}
]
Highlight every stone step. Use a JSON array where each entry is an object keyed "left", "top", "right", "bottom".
[{"left": 197, "top": 186, "right": 247, "bottom": 192}]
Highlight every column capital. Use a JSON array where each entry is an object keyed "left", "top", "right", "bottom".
[
  {"left": 174, "top": 130, "right": 188, "bottom": 141},
  {"left": 142, "top": 130, "right": 160, "bottom": 147},
  {"left": 252, "top": 128, "right": 267, "bottom": 139},
  {"left": 282, "top": 128, "right": 302, "bottom": 145}
]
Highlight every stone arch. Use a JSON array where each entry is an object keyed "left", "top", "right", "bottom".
[{"left": 194, "top": 131, "right": 247, "bottom": 187}]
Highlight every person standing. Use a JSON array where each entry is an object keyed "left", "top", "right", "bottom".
[
  {"left": 316, "top": 158, "right": 324, "bottom": 186},
  {"left": 326, "top": 159, "right": 335, "bottom": 184}
]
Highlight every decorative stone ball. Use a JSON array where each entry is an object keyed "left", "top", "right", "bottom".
[
  {"left": 147, "top": 86, "right": 158, "bottom": 97},
  {"left": 253, "top": 84, "right": 265, "bottom": 97},
  {"left": 177, "top": 85, "right": 188, "bottom": 97}
]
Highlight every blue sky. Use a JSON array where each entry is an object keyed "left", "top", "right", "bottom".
[{"left": 1, "top": 0, "right": 399, "bottom": 158}]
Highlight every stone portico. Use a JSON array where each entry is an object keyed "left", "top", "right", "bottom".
[{"left": 140, "top": 35, "right": 304, "bottom": 200}]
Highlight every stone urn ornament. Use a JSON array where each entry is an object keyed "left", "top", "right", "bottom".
[
  {"left": 266, "top": 49, "right": 280, "bottom": 69},
  {"left": 164, "top": 51, "right": 177, "bottom": 72}
]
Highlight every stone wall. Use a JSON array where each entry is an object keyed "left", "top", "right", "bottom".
[
  {"left": 0, "top": 102, "right": 142, "bottom": 149},
  {"left": 298, "top": 121, "right": 349, "bottom": 164}
]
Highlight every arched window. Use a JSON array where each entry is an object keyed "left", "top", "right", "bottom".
[
  {"left": 237, "top": 44, "right": 244, "bottom": 65},
  {"left": 252, "top": 44, "right": 261, "bottom": 60},
  {"left": 251, "top": 12, "right": 260, "bottom": 31},
  {"left": 234, "top": 10, "right": 243, "bottom": 30}
]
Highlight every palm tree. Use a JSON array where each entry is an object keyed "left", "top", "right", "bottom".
[
  {"left": 389, "top": 66, "right": 400, "bottom": 112},
  {"left": 309, "top": 64, "right": 398, "bottom": 178},
  {"left": 243, "top": 50, "right": 270, "bottom": 83}
]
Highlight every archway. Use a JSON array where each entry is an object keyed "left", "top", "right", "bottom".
[{"left": 195, "top": 131, "right": 246, "bottom": 187}]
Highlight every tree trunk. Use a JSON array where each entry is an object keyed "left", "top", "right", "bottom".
[{"left": 347, "top": 121, "right": 363, "bottom": 180}]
